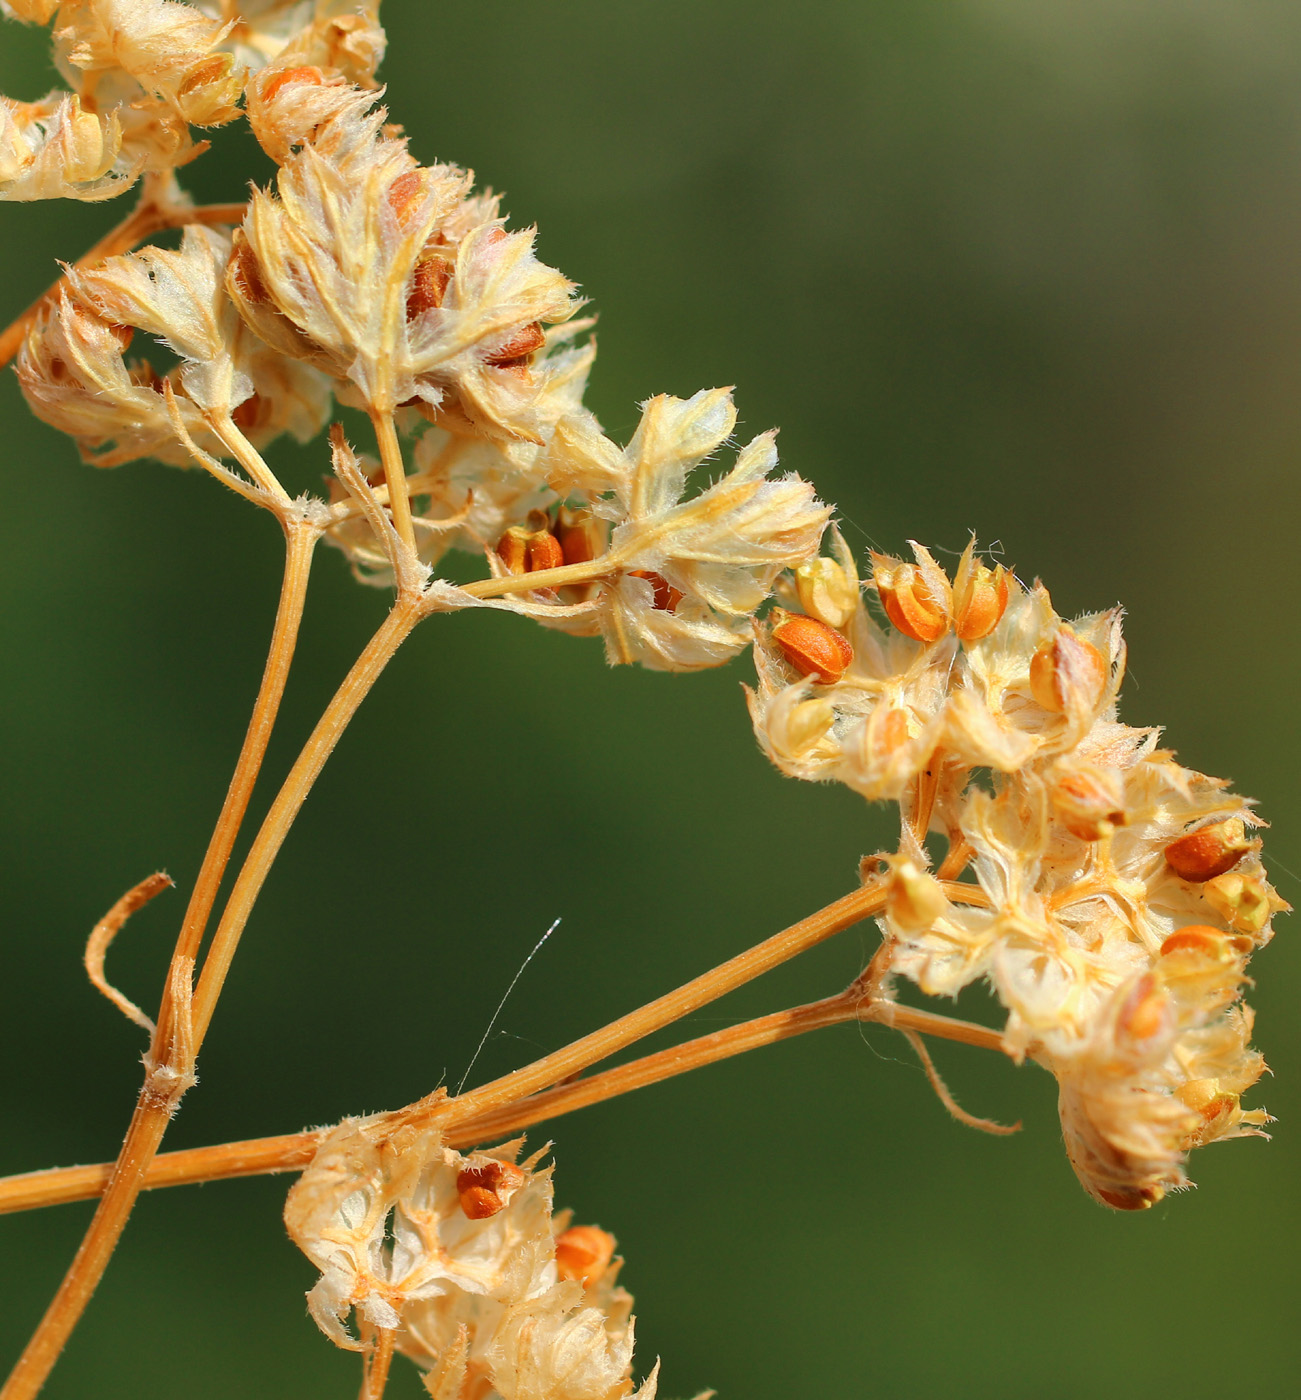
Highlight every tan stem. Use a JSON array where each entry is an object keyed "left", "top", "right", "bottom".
[
  {"left": 0, "top": 996, "right": 1005, "bottom": 1215},
  {"left": 190, "top": 592, "right": 424, "bottom": 1045},
  {"left": 1, "top": 557, "right": 424, "bottom": 1400},
  {"left": 442, "top": 880, "right": 888, "bottom": 1126},
  {"left": 154, "top": 519, "right": 316, "bottom": 1055},
  {"left": 0, "top": 199, "right": 249, "bottom": 369},
  {"left": 369, "top": 409, "right": 416, "bottom": 556},
  {"left": 461, "top": 552, "right": 624, "bottom": 599},
  {"left": 360, "top": 1329, "right": 394, "bottom": 1400},
  {"left": 456, "top": 993, "right": 1007, "bottom": 1144}
]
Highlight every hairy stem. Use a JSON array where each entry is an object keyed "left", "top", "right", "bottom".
[{"left": 369, "top": 409, "right": 416, "bottom": 557}]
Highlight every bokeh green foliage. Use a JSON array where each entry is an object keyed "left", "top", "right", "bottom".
[{"left": 2, "top": 2, "right": 1300, "bottom": 1395}]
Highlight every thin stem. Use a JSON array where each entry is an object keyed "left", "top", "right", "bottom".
[
  {"left": 154, "top": 519, "right": 316, "bottom": 1054},
  {"left": 191, "top": 591, "right": 424, "bottom": 1045},
  {"left": 369, "top": 409, "right": 416, "bottom": 557},
  {"left": 360, "top": 1329, "right": 395, "bottom": 1400},
  {"left": 443, "top": 880, "right": 888, "bottom": 1126},
  {"left": 0, "top": 196, "right": 248, "bottom": 368},
  {"left": 461, "top": 552, "right": 625, "bottom": 599},
  {"left": 2, "top": 569, "right": 421, "bottom": 1400},
  {"left": 457, "top": 993, "right": 1007, "bottom": 1144},
  {"left": 0, "top": 997, "right": 1006, "bottom": 1215}
]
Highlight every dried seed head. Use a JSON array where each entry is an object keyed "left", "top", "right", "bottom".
[
  {"left": 771, "top": 609, "right": 854, "bottom": 682},
  {"left": 952, "top": 542, "right": 1010, "bottom": 641},
  {"left": 872, "top": 556, "right": 948, "bottom": 643},
  {"left": 1165, "top": 818, "right": 1256, "bottom": 883},
  {"left": 1029, "top": 628, "right": 1107, "bottom": 713},
  {"left": 795, "top": 555, "right": 857, "bottom": 629},
  {"left": 554, "top": 1225, "right": 616, "bottom": 1287},
  {"left": 456, "top": 1160, "right": 525, "bottom": 1220}
]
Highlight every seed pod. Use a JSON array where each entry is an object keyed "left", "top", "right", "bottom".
[
  {"left": 1116, "top": 973, "right": 1169, "bottom": 1043},
  {"left": 456, "top": 1160, "right": 525, "bottom": 1220},
  {"left": 484, "top": 321, "right": 546, "bottom": 370},
  {"left": 952, "top": 543, "right": 1010, "bottom": 641},
  {"left": 628, "top": 569, "right": 683, "bottom": 611},
  {"left": 1176, "top": 1078, "right": 1242, "bottom": 1138},
  {"left": 771, "top": 609, "right": 854, "bottom": 682},
  {"left": 407, "top": 254, "right": 452, "bottom": 318},
  {"left": 497, "top": 524, "right": 564, "bottom": 575},
  {"left": 794, "top": 556, "right": 857, "bottom": 629},
  {"left": 872, "top": 556, "right": 948, "bottom": 643},
  {"left": 555, "top": 506, "right": 604, "bottom": 566},
  {"left": 1159, "top": 926, "right": 1241, "bottom": 961},
  {"left": 1202, "top": 872, "right": 1281, "bottom": 936},
  {"left": 1029, "top": 628, "right": 1107, "bottom": 714},
  {"left": 1164, "top": 818, "right": 1255, "bottom": 883},
  {"left": 555, "top": 1225, "right": 616, "bottom": 1287},
  {"left": 1051, "top": 766, "right": 1127, "bottom": 841}
]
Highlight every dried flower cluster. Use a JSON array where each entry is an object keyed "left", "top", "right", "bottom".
[
  {"left": 749, "top": 535, "right": 1282, "bottom": 1207},
  {"left": 285, "top": 1110, "right": 664, "bottom": 1400},
  {"left": 0, "top": 3, "right": 1282, "bottom": 1398}
]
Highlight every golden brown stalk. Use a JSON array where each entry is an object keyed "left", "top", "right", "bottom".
[{"left": 0, "top": 991, "right": 1006, "bottom": 1215}]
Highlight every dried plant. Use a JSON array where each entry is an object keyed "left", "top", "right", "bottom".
[{"left": 0, "top": 5, "right": 1285, "bottom": 1398}]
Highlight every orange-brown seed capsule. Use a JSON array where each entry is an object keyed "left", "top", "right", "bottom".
[
  {"left": 1164, "top": 818, "right": 1255, "bottom": 883},
  {"left": 872, "top": 559, "right": 948, "bottom": 643},
  {"left": 555, "top": 1225, "right": 616, "bottom": 1287},
  {"left": 1176, "top": 1078, "right": 1241, "bottom": 1139},
  {"left": 1159, "top": 926, "right": 1237, "bottom": 961},
  {"left": 1029, "top": 629, "right": 1107, "bottom": 714},
  {"left": 555, "top": 506, "right": 603, "bottom": 566},
  {"left": 177, "top": 54, "right": 233, "bottom": 97},
  {"left": 407, "top": 255, "right": 451, "bottom": 319},
  {"left": 1117, "top": 973, "right": 1168, "bottom": 1042},
  {"left": 485, "top": 321, "right": 546, "bottom": 370},
  {"left": 771, "top": 610, "right": 854, "bottom": 682},
  {"left": 456, "top": 1161, "right": 525, "bottom": 1220},
  {"left": 261, "top": 65, "right": 324, "bottom": 104},
  {"left": 628, "top": 569, "right": 683, "bottom": 611},
  {"left": 497, "top": 525, "right": 563, "bottom": 575},
  {"left": 387, "top": 169, "right": 425, "bottom": 224},
  {"left": 952, "top": 553, "right": 1010, "bottom": 642},
  {"left": 230, "top": 235, "right": 269, "bottom": 305},
  {"left": 1051, "top": 767, "right": 1127, "bottom": 841}
]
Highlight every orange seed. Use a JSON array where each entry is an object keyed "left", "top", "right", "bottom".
[
  {"left": 771, "top": 610, "right": 854, "bottom": 682},
  {"left": 456, "top": 1161, "right": 524, "bottom": 1220},
  {"left": 1164, "top": 819, "right": 1254, "bottom": 883},
  {"left": 554, "top": 1225, "right": 616, "bottom": 1287},
  {"left": 1029, "top": 629, "right": 1107, "bottom": 714}
]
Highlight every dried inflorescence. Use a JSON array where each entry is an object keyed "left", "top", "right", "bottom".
[
  {"left": 285, "top": 1111, "right": 660, "bottom": 1400},
  {"left": 749, "top": 534, "right": 1282, "bottom": 1207},
  {"left": 2, "top": 1, "right": 1285, "bottom": 1396},
  {"left": 0, "top": 1, "right": 385, "bottom": 201}
]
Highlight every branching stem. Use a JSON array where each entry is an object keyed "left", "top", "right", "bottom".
[{"left": 0, "top": 992, "right": 1006, "bottom": 1215}]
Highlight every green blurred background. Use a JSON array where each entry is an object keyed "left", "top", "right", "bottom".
[{"left": 3, "top": 1, "right": 1300, "bottom": 1395}]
